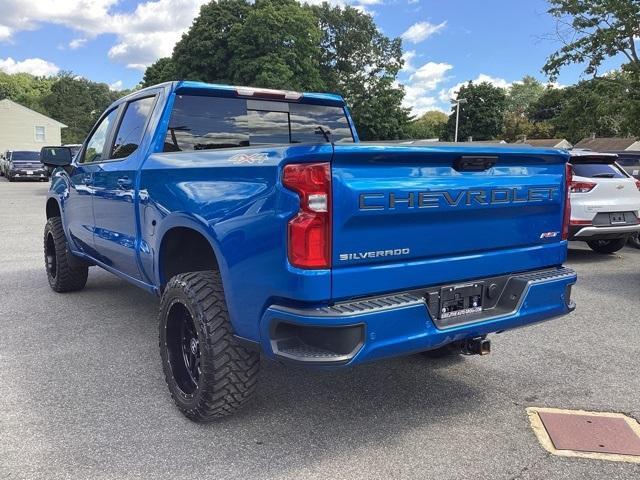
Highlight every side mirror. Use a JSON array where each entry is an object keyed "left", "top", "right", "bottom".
[{"left": 40, "top": 146, "right": 73, "bottom": 167}]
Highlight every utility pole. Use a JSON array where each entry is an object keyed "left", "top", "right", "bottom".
[{"left": 451, "top": 98, "right": 467, "bottom": 142}]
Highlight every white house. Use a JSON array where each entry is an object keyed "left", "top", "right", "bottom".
[{"left": 0, "top": 99, "right": 66, "bottom": 154}]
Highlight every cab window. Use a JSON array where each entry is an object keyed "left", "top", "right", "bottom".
[{"left": 81, "top": 109, "right": 118, "bottom": 164}]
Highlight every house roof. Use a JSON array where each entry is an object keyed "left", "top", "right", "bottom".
[
  {"left": 573, "top": 137, "right": 640, "bottom": 152},
  {"left": 516, "top": 138, "right": 571, "bottom": 148},
  {"left": 0, "top": 99, "right": 67, "bottom": 128}
]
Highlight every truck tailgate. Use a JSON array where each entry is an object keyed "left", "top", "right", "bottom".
[{"left": 331, "top": 144, "right": 570, "bottom": 299}]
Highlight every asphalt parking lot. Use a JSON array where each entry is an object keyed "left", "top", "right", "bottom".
[{"left": 0, "top": 178, "right": 639, "bottom": 480}]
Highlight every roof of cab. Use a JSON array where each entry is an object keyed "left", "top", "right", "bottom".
[{"left": 173, "top": 80, "right": 346, "bottom": 106}]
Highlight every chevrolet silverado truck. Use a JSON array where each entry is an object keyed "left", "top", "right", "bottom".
[{"left": 41, "top": 81, "right": 577, "bottom": 422}]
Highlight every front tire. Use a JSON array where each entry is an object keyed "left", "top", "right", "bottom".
[
  {"left": 587, "top": 238, "right": 627, "bottom": 254},
  {"left": 44, "top": 217, "right": 88, "bottom": 292},
  {"left": 159, "top": 271, "right": 260, "bottom": 422}
]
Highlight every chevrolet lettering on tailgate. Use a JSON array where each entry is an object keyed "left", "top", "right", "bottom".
[{"left": 359, "top": 187, "right": 559, "bottom": 211}]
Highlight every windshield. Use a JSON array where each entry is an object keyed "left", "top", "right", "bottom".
[
  {"left": 11, "top": 151, "right": 41, "bottom": 161},
  {"left": 164, "top": 95, "right": 354, "bottom": 152}
]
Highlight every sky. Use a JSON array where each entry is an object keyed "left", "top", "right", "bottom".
[{"left": 0, "top": 0, "right": 629, "bottom": 116}]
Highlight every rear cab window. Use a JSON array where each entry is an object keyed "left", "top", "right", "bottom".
[{"left": 163, "top": 95, "right": 353, "bottom": 152}]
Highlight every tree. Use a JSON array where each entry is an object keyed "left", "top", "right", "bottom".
[
  {"left": 142, "top": 57, "right": 177, "bottom": 86},
  {"left": 312, "top": 3, "right": 410, "bottom": 140},
  {"left": 444, "top": 82, "right": 507, "bottom": 141},
  {"left": 544, "top": 0, "right": 640, "bottom": 81},
  {"left": 42, "top": 73, "right": 122, "bottom": 143},
  {"left": 143, "top": 0, "right": 411, "bottom": 140},
  {"left": 527, "top": 73, "right": 636, "bottom": 142},
  {"left": 502, "top": 76, "right": 546, "bottom": 141},
  {"left": 0, "top": 72, "right": 54, "bottom": 114},
  {"left": 406, "top": 111, "right": 447, "bottom": 139}
]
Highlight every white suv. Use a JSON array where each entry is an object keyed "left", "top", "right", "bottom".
[{"left": 569, "top": 151, "right": 640, "bottom": 253}]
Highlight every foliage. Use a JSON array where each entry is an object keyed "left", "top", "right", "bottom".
[
  {"left": 0, "top": 72, "right": 126, "bottom": 144},
  {"left": 502, "top": 76, "right": 547, "bottom": 142},
  {"left": 0, "top": 72, "right": 55, "bottom": 115},
  {"left": 143, "top": 0, "right": 410, "bottom": 140},
  {"left": 527, "top": 73, "right": 638, "bottom": 142},
  {"left": 544, "top": 0, "right": 640, "bottom": 80},
  {"left": 443, "top": 82, "right": 508, "bottom": 141},
  {"left": 405, "top": 111, "right": 448, "bottom": 139},
  {"left": 312, "top": 3, "right": 410, "bottom": 140}
]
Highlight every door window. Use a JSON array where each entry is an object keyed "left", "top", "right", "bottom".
[
  {"left": 81, "top": 109, "right": 118, "bottom": 164},
  {"left": 111, "top": 96, "right": 156, "bottom": 159}
]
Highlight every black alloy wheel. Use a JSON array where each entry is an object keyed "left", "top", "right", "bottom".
[{"left": 165, "top": 301, "right": 201, "bottom": 395}]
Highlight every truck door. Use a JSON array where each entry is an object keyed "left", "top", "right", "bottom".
[
  {"left": 91, "top": 95, "right": 157, "bottom": 281},
  {"left": 65, "top": 108, "right": 119, "bottom": 256}
]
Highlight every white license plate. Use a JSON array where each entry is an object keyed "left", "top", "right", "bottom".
[{"left": 26, "top": 170, "right": 33, "bottom": 175}]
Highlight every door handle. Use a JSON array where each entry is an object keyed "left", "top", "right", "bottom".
[
  {"left": 117, "top": 176, "right": 133, "bottom": 189},
  {"left": 83, "top": 174, "right": 93, "bottom": 184}
]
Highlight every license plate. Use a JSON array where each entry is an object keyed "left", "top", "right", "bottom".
[
  {"left": 609, "top": 212, "right": 626, "bottom": 224},
  {"left": 439, "top": 282, "right": 484, "bottom": 319},
  {"left": 26, "top": 170, "right": 33, "bottom": 175}
]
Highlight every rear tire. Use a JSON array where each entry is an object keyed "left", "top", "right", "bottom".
[
  {"left": 587, "top": 238, "right": 627, "bottom": 254},
  {"left": 628, "top": 233, "right": 640, "bottom": 250},
  {"left": 44, "top": 217, "right": 88, "bottom": 292},
  {"left": 159, "top": 271, "right": 260, "bottom": 422}
]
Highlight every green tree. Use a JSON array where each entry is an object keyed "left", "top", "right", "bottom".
[
  {"left": 0, "top": 72, "right": 55, "bottom": 114},
  {"left": 502, "top": 76, "right": 546, "bottom": 141},
  {"left": 143, "top": 0, "right": 410, "bottom": 140},
  {"left": 527, "top": 74, "right": 636, "bottom": 142},
  {"left": 42, "top": 73, "right": 122, "bottom": 143},
  {"left": 405, "top": 110, "right": 447, "bottom": 139},
  {"left": 141, "top": 57, "right": 177, "bottom": 86},
  {"left": 312, "top": 3, "right": 410, "bottom": 140},
  {"left": 444, "top": 82, "right": 508, "bottom": 141},
  {"left": 544, "top": 0, "right": 640, "bottom": 80}
]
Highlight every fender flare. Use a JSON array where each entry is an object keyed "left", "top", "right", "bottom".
[{"left": 153, "top": 212, "right": 230, "bottom": 290}]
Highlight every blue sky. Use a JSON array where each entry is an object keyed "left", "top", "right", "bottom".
[{"left": 0, "top": 0, "right": 628, "bottom": 115}]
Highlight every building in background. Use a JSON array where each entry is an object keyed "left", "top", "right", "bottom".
[
  {"left": 516, "top": 138, "right": 573, "bottom": 149},
  {"left": 573, "top": 136, "right": 640, "bottom": 152},
  {"left": 0, "top": 99, "right": 66, "bottom": 154}
]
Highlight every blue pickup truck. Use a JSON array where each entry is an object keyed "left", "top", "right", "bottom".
[{"left": 41, "top": 81, "right": 576, "bottom": 422}]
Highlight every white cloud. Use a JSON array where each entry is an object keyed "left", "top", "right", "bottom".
[
  {"left": 0, "top": 57, "right": 60, "bottom": 76},
  {"left": 109, "top": 80, "right": 124, "bottom": 91},
  {"left": 410, "top": 62, "right": 453, "bottom": 90},
  {"left": 0, "top": 25, "right": 12, "bottom": 40},
  {"left": 439, "top": 73, "right": 512, "bottom": 103},
  {"left": 401, "top": 21, "right": 446, "bottom": 44},
  {"left": 0, "top": 0, "right": 207, "bottom": 69},
  {"left": 401, "top": 61, "right": 453, "bottom": 116},
  {"left": 401, "top": 50, "right": 417, "bottom": 73},
  {"left": 68, "top": 38, "right": 87, "bottom": 49}
]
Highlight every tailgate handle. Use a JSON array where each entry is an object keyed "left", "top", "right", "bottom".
[{"left": 454, "top": 156, "right": 497, "bottom": 172}]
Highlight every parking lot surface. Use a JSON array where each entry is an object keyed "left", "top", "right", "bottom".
[{"left": 1, "top": 178, "right": 639, "bottom": 480}]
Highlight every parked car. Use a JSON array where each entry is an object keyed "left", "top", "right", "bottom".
[
  {"left": 568, "top": 150, "right": 640, "bottom": 253},
  {"left": 4, "top": 150, "right": 48, "bottom": 182},
  {"left": 41, "top": 81, "right": 577, "bottom": 422}
]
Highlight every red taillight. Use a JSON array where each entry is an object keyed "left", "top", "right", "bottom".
[
  {"left": 635, "top": 179, "right": 640, "bottom": 191},
  {"left": 283, "top": 163, "right": 331, "bottom": 269},
  {"left": 570, "top": 181, "right": 596, "bottom": 193},
  {"left": 562, "top": 163, "right": 572, "bottom": 240}
]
